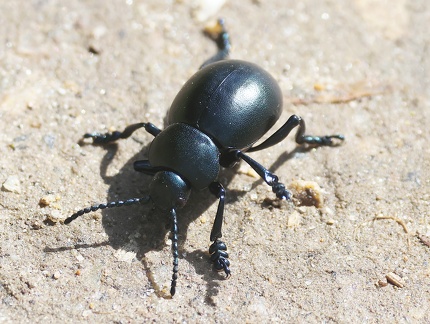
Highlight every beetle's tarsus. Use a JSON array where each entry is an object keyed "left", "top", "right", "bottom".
[
  {"left": 209, "top": 239, "right": 231, "bottom": 277},
  {"left": 272, "top": 182, "right": 292, "bottom": 200},
  {"left": 83, "top": 131, "right": 122, "bottom": 144},
  {"left": 302, "top": 134, "right": 345, "bottom": 146},
  {"left": 83, "top": 122, "right": 161, "bottom": 144}
]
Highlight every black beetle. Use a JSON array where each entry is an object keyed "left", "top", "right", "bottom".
[{"left": 65, "top": 20, "right": 344, "bottom": 297}]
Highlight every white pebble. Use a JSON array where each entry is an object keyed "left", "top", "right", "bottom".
[{"left": 2, "top": 175, "right": 21, "bottom": 193}]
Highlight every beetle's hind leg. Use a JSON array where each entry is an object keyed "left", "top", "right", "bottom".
[
  {"left": 293, "top": 115, "right": 344, "bottom": 146},
  {"left": 208, "top": 182, "right": 231, "bottom": 278},
  {"left": 231, "top": 115, "right": 344, "bottom": 201},
  {"left": 83, "top": 122, "right": 162, "bottom": 144},
  {"left": 247, "top": 115, "right": 344, "bottom": 153},
  {"left": 200, "top": 19, "right": 231, "bottom": 69}
]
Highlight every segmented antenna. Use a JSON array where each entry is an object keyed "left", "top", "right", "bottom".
[
  {"left": 66, "top": 199, "right": 180, "bottom": 297},
  {"left": 170, "top": 208, "right": 179, "bottom": 296},
  {"left": 64, "top": 197, "right": 151, "bottom": 224}
]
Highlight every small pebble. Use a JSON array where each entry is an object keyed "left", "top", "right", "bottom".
[
  {"left": 39, "top": 194, "right": 58, "bottom": 207},
  {"left": 192, "top": 0, "right": 226, "bottom": 22},
  {"left": 386, "top": 272, "right": 405, "bottom": 288},
  {"left": 2, "top": 175, "right": 21, "bottom": 193},
  {"left": 290, "top": 180, "right": 324, "bottom": 208},
  {"left": 287, "top": 211, "right": 301, "bottom": 228},
  {"left": 326, "top": 219, "right": 335, "bottom": 225},
  {"left": 46, "top": 210, "right": 62, "bottom": 223}
]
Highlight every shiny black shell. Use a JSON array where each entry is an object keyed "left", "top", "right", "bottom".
[
  {"left": 168, "top": 60, "right": 283, "bottom": 150},
  {"left": 148, "top": 123, "right": 220, "bottom": 190}
]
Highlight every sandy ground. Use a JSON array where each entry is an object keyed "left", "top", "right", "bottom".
[{"left": 1, "top": 0, "right": 429, "bottom": 322}]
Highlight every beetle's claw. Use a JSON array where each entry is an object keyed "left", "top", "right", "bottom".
[
  {"left": 215, "top": 258, "right": 231, "bottom": 278},
  {"left": 321, "top": 134, "right": 345, "bottom": 146}
]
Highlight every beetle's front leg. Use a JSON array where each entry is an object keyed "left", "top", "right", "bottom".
[
  {"left": 233, "top": 150, "right": 292, "bottom": 200},
  {"left": 83, "top": 122, "right": 162, "bottom": 144},
  {"left": 208, "top": 182, "right": 231, "bottom": 278},
  {"left": 247, "top": 115, "right": 344, "bottom": 152}
]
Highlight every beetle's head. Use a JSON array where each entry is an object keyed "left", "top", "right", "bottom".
[{"left": 150, "top": 171, "right": 191, "bottom": 210}]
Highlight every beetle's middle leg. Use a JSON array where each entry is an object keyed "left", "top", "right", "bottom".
[
  {"left": 221, "top": 150, "right": 291, "bottom": 200},
  {"left": 232, "top": 150, "right": 292, "bottom": 200},
  {"left": 83, "top": 122, "right": 162, "bottom": 144},
  {"left": 208, "top": 182, "right": 231, "bottom": 278},
  {"left": 133, "top": 160, "right": 168, "bottom": 176},
  {"left": 247, "top": 115, "right": 344, "bottom": 153}
]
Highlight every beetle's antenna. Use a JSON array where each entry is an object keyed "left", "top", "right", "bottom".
[
  {"left": 170, "top": 208, "right": 179, "bottom": 297},
  {"left": 64, "top": 196, "right": 151, "bottom": 224}
]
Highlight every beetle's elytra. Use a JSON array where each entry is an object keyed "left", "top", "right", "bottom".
[{"left": 65, "top": 20, "right": 344, "bottom": 297}]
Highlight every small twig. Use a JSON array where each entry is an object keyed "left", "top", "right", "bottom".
[
  {"left": 417, "top": 234, "right": 430, "bottom": 248},
  {"left": 290, "top": 80, "right": 391, "bottom": 105},
  {"left": 373, "top": 214, "right": 410, "bottom": 246}
]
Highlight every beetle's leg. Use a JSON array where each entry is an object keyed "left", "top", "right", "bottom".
[
  {"left": 200, "top": 19, "right": 231, "bottom": 69},
  {"left": 133, "top": 160, "right": 167, "bottom": 176},
  {"left": 247, "top": 115, "right": 344, "bottom": 152},
  {"left": 84, "top": 122, "right": 162, "bottom": 144},
  {"left": 294, "top": 116, "right": 344, "bottom": 146},
  {"left": 209, "top": 182, "right": 226, "bottom": 241},
  {"left": 208, "top": 182, "right": 231, "bottom": 278},
  {"left": 234, "top": 150, "right": 292, "bottom": 200}
]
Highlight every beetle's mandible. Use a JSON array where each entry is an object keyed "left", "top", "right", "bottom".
[{"left": 65, "top": 20, "right": 344, "bottom": 297}]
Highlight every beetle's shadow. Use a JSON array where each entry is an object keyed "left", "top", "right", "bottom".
[
  {"left": 93, "top": 139, "right": 244, "bottom": 300},
  {"left": 97, "top": 139, "right": 310, "bottom": 296},
  {"left": 57, "top": 136, "right": 306, "bottom": 301}
]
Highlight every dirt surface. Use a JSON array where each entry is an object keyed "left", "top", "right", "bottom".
[{"left": 1, "top": 0, "right": 429, "bottom": 322}]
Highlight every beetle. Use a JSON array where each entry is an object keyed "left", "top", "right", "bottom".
[{"left": 65, "top": 20, "right": 344, "bottom": 297}]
